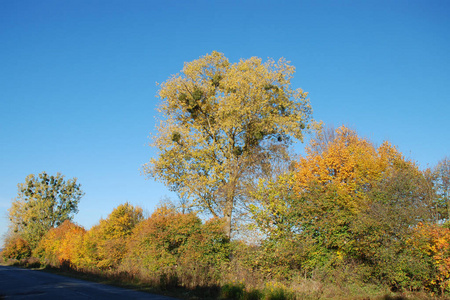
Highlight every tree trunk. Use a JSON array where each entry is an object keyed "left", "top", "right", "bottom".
[
  {"left": 223, "top": 175, "right": 238, "bottom": 239},
  {"left": 223, "top": 192, "right": 234, "bottom": 239}
]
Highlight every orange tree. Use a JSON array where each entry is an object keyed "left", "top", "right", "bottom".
[
  {"left": 34, "top": 220, "right": 86, "bottom": 268},
  {"left": 1, "top": 236, "right": 31, "bottom": 260},
  {"left": 410, "top": 223, "right": 450, "bottom": 293}
]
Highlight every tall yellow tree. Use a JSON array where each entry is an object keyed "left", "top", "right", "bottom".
[{"left": 144, "top": 51, "right": 313, "bottom": 237}]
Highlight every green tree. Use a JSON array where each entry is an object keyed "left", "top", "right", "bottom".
[
  {"left": 8, "top": 172, "right": 84, "bottom": 249},
  {"left": 144, "top": 51, "right": 314, "bottom": 237}
]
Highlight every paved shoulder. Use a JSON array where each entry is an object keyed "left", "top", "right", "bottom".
[{"left": 0, "top": 265, "right": 178, "bottom": 300}]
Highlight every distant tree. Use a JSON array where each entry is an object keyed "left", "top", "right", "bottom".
[
  {"left": 434, "top": 157, "right": 450, "bottom": 220},
  {"left": 7, "top": 172, "right": 84, "bottom": 249},
  {"left": 144, "top": 51, "right": 314, "bottom": 237}
]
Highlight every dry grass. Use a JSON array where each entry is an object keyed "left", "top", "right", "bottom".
[{"left": 2, "top": 256, "right": 449, "bottom": 300}]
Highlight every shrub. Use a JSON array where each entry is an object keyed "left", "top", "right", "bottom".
[
  {"left": 2, "top": 236, "right": 31, "bottom": 260},
  {"left": 79, "top": 202, "right": 143, "bottom": 270},
  {"left": 221, "top": 282, "right": 245, "bottom": 299},
  {"left": 244, "top": 288, "right": 263, "bottom": 300},
  {"left": 410, "top": 223, "right": 450, "bottom": 293},
  {"left": 34, "top": 220, "right": 86, "bottom": 268},
  {"left": 263, "top": 282, "right": 293, "bottom": 300},
  {"left": 123, "top": 205, "right": 202, "bottom": 273},
  {"left": 122, "top": 205, "right": 231, "bottom": 288}
]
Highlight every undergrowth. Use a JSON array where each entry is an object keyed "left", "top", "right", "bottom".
[{"left": 2, "top": 256, "right": 446, "bottom": 300}]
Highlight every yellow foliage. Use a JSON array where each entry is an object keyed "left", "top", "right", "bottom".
[
  {"left": 412, "top": 223, "right": 450, "bottom": 292},
  {"left": 34, "top": 220, "right": 86, "bottom": 268},
  {"left": 295, "top": 126, "right": 407, "bottom": 212},
  {"left": 2, "top": 236, "right": 31, "bottom": 260},
  {"left": 144, "top": 51, "right": 314, "bottom": 237},
  {"left": 80, "top": 202, "right": 143, "bottom": 269}
]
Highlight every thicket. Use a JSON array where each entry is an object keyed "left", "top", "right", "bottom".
[{"left": 2, "top": 127, "right": 450, "bottom": 299}]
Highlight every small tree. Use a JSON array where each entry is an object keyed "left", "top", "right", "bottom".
[
  {"left": 144, "top": 51, "right": 314, "bottom": 237},
  {"left": 7, "top": 172, "right": 84, "bottom": 249}
]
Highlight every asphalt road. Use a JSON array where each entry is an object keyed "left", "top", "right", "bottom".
[{"left": 0, "top": 265, "right": 178, "bottom": 299}]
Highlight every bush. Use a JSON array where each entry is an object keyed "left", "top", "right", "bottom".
[
  {"left": 79, "top": 202, "right": 143, "bottom": 270},
  {"left": 33, "top": 220, "right": 86, "bottom": 268},
  {"left": 2, "top": 236, "right": 31, "bottom": 260},
  {"left": 263, "top": 283, "right": 293, "bottom": 300},
  {"left": 221, "top": 282, "right": 245, "bottom": 299},
  {"left": 244, "top": 289, "right": 263, "bottom": 300},
  {"left": 410, "top": 223, "right": 450, "bottom": 293},
  {"left": 122, "top": 205, "right": 231, "bottom": 288}
]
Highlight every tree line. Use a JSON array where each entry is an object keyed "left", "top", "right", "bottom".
[{"left": 2, "top": 52, "right": 450, "bottom": 298}]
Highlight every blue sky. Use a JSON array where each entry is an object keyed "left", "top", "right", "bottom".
[{"left": 1, "top": 0, "right": 449, "bottom": 244}]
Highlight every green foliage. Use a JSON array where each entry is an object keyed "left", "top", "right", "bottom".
[
  {"left": 221, "top": 282, "right": 245, "bottom": 299},
  {"left": 8, "top": 172, "right": 84, "bottom": 249},
  {"left": 243, "top": 289, "right": 263, "bottom": 300},
  {"left": 264, "top": 288, "right": 291, "bottom": 300},
  {"left": 250, "top": 126, "right": 438, "bottom": 291},
  {"left": 123, "top": 204, "right": 231, "bottom": 287},
  {"left": 2, "top": 129, "right": 446, "bottom": 298}
]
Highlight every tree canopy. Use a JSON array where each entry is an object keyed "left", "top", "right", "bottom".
[
  {"left": 144, "top": 51, "right": 314, "bottom": 237},
  {"left": 8, "top": 172, "right": 84, "bottom": 248},
  {"left": 250, "top": 126, "right": 434, "bottom": 282}
]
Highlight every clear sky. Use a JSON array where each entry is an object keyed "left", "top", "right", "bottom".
[{"left": 1, "top": 0, "right": 449, "bottom": 244}]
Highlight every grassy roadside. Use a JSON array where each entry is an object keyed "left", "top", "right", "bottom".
[
  {"left": 1, "top": 258, "right": 219, "bottom": 299},
  {"left": 1, "top": 258, "right": 446, "bottom": 300}
]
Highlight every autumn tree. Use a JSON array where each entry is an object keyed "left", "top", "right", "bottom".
[
  {"left": 34, "top": 220, "right": 86, "bottom": 268},
  {"left": 8, "top": 172, "right": 84, "bottom": 249},
  {"left": 81, "top": 202, "right": 143, "bottom": 269},
  {"left": 123, "top": 204, "right": 230, "bottom": 286},
  {"left": 144, "top": 51, "right": 314, "bottom": 237},
  {"left": 250, "top": 126, "right": 434, "bottom": 285},
  {"left": 410, "top": 223, "right": 450, "bottom": 293},
  {"left": 1, "top": 236, "right": 31, "bottom": 260}
]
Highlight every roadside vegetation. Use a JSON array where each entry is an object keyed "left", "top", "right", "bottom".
[{"left": 2, "top": 53, "right": 450, "bottom": 299}]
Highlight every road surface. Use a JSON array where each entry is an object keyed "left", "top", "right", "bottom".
[{"left": 0, "top": 265, "right": 178, "bottom": 299}]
